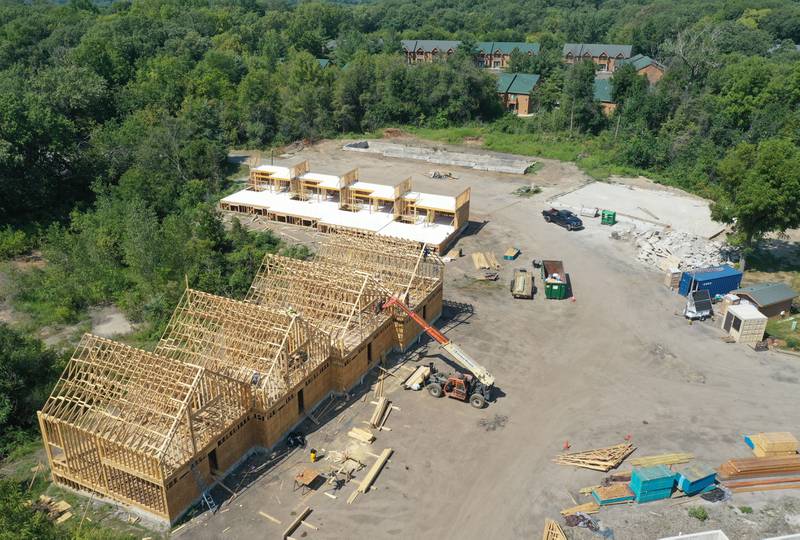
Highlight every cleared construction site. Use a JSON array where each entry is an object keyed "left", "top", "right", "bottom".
[{"left": 36, "top": 230, "right": 444, "bottom": 523}]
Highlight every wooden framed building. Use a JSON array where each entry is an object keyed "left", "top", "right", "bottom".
[
  {"left": 38, "top": 231, "right": 446, "bottom": 524},
  {"left": 220, "top": 161, "right": 470, "bottom": 253}
]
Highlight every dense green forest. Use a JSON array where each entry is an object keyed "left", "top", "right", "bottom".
[{"left": 0, "top": 0, "right": 799, "bottom": 534}]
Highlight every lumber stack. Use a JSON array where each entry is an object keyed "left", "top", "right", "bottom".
[
  {"left": 471, "top": 252, "right": 500, "bottom": 270},
  {"left": 591, "top": 483, "right": 634, "bottom": 506},
  {"left": 369, "top": 397, "right": 389, "bottom": 428},
  {"left": 718, "top": 455, "right": 800, "bottom": 480},
  {"left": 553, "top": 443, "right": 635, "bottom": 472},
  {"left": 749, "top": 432, "right": 798, "bottom": 458},
  {"left": 630, "top": 452, "right": 693, "bottom": 467},
  {"left": 629, "top": 465, "right": 676, "bottom": 503},
  {"left": 404, "top": 365, "right": 430, "bottom": 389},
  {"left": 348, "top": 428, "right": 375, "bottom": 444}
]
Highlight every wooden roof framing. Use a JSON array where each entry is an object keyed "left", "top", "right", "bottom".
[
  {"left": 156, "top": 289, "right": 330, "bottom": 407},
  {"left": 246, "top": 255, "right": 387, "bottom": 351},
  {"left": 40, "top": 334, "right": 251, "bottom": 474},
  {"left": 314, "top": 229, "right": 443, "bottom": 302}
]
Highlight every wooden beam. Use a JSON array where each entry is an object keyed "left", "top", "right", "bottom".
[{"left": 282, "top": 507, "right": 312, "bottom": 540}]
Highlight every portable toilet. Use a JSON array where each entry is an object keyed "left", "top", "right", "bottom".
[
  {"left": 721, "top": 303, "right": 768, "bottom": 345},
  {"left": 678, "top": 264, "right": 742, "bottom": 297}
]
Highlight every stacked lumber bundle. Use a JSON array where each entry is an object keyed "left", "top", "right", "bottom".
[
  {"left": 718, "top": 455, "right": 800, "bottom": 479},
  {"left": 348, "top": 428, "right": 375, "bottom": 444},
  {"left": 749, "top": 432, "right": 798, "bottom": 458},
  {"left": 591, "top": 483, "right": 634, "bottom": 506},
  {"left": 369, "top": 397, "right": 389, "bottom": 428},
  {"left": 629, "top": 465, "right": 676, "bottom": 503},
  {"left": 471, "top": 252, "right": 500, "bottom": 270},
  {"left": 675, "top": 463, "right": 717, "bottom": 495},
  {"left": 553, "top": 443, "right": 635, "bottom": 472},
  {"left": 404, "top": 365, "right": 430, "bottom": 389},
  {"left": 630, "top": 453, "right": 693, "bottom": 467}
]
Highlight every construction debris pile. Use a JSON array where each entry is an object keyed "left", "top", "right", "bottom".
[
  {"left": 611, "top": 225, "right": 738, "bottom": 270},
  {"left": 551, "top": 431, "right": 800, "bottom": 532}
]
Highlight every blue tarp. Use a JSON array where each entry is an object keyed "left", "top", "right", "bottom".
[{"left": 679, "top": 264, "right": 742, "bottom": 297}]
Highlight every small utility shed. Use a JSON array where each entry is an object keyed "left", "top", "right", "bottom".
[
  {"left": 721, "top": 303, "right": 768, "bottom": 345},
  {"left": 496, "top": 73, "right": 540, "bottom": 115},
  {"left": 731, "top": 282, "right": 798, "bottom": 318},
  {"left": 679, "top": 264, "right": 743, "bottom": 297}
]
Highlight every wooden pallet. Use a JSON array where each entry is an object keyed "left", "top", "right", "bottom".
[
  {"left": 630, "top": 452, "right": 693, "bottom": 467},
  {"left": 542, "top": 518, "right": 567, "bottom": 540},
  {"left": 554, "top": 443, "right": 635, "bottom": 472}
]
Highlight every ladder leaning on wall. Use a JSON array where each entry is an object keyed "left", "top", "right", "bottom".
[{"left": 191, "top": 463, "right": 218, "bottom": 514}]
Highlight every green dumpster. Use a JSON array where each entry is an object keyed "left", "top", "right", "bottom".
[
  {"left": 540, "top": 260, "right": 568, "bottom": 300},
  {"left": 544, "top": 280, "right": 567, "bottom": 300},
  {"left": 601, "top": 210, "right": 617, "bottom": 225}
]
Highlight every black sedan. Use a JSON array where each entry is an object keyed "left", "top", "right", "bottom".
[{"left": 542, "top": 208, "right": 583, "bottom": 231}]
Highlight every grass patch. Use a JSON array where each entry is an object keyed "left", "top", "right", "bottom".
[
  {"left": 739, "top": 505, "right": 753, "bottom": 514},
  {"left": 399, "top": 124, "right": 660, "bottom": 181},
  {"left": 688, "top": 506, "right": 709, "bottom": 521},
  {"left": 766, "top": 317, "right": 800, "bottom": 350}
]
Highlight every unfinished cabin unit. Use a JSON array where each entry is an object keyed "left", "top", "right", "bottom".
[
  {"left": 220, "top": 161, "right": 470, "bottom": 253},
  {"left": 37, "top": 335, "right": 252, "bottom": 522},
  {"left": 247, "top": 230, "right": 445, "bottom": 392},
  {"left": 38, "top": 231, "right": 445, "bottom": 524},
  {"left": 155, "top": 289, "right": 333, "bottom": 451}
]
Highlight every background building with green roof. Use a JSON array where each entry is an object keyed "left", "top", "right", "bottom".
[{"left": 496, "top": 73, "right": 540, "bottom": 115}]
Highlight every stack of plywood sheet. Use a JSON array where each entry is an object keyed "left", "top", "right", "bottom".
[
  {"left": 748, "top": 432, "right": 798, "bottom": 458},
  {"left": 591, "top": 483, "right": 634, "bottom": 506},
  {"left": 629, "top": 465, "right": 676, "bottom": 503},
  {"left": 675, "top": 463, "right": 717, "bottom": 495}
]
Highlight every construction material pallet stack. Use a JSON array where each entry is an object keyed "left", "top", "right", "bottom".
[{"left": 630, "top": 465, "right": 676, "bottom": 503}]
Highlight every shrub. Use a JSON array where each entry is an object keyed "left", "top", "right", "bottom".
[
  {"left": 739, "top": 506, "right": 753, "bottom": 514},
  {"left": 688, "top": 506, "right": 709, "bottom": 521},
  {"left": 0, "top": 228, "right": 29, "bottom": 260}
]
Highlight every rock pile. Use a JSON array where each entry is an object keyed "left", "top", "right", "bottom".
[{"left": 613, "top": 226, "right": 738, "bottom": 270}]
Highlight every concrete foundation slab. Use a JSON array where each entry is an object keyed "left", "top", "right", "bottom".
[
  {"left": 553, "top": 181, "right": 725, "bottom": 238},
  {"left": 343, "top": 140, "right": 536, "bottom": 174}
]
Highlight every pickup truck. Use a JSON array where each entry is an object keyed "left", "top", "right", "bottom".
[{"left": 542, "top": 208, "right": 583, "bottom": 231}]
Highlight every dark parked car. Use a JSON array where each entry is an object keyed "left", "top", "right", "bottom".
[{"left": 542, "top": 208, "right": 583, "bottom": 231}]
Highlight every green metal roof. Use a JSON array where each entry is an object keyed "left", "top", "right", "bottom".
[
  {"left": 401, "top": 40, "right": 461, "bottom": 53},
  {"left": 732, "top": 282, "right": 798, "bottom": 307},
  {"left": 619, "top": 53, "right": 663, "bottom": 71},
  {"left": 563, "top": 43, "right": 633, "bottom": 58},
  {"left": 476, "top": 41, "right": 540, "bottom": 55},
  {"left": 593, "top": 77, "right": 613, "bottom": 103},
  {"left": 496, "top": 72, "right": 540, "bottom": 95}
]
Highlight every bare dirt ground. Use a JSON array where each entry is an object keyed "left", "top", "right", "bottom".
[{"left": 179, "top": 138, "right": 800, "bottom": 539}]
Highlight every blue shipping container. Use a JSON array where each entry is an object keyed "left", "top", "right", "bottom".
[{"left": 678, "top": 264, "right": 743, "bottom": 297}]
